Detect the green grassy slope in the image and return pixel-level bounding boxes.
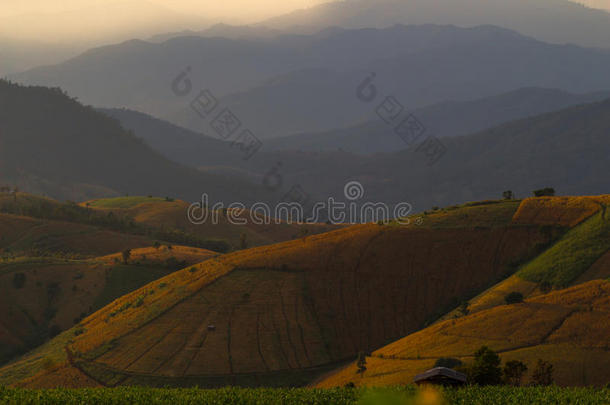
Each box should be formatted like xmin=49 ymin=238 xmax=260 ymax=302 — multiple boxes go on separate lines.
xmin=518 ymin=206 xmax=610 ymax=287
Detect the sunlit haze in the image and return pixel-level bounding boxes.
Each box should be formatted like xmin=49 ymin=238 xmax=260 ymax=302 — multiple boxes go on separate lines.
xmin=1 ymin=0 xmax=608 ymax=44
xmin=0 ymin=0 xmax=329 ymax=44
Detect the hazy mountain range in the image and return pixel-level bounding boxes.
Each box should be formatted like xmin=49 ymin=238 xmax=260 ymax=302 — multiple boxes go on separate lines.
xmin=102 ymin=93 xmax=610 ymax=213
xmin=249 ymin=97 xmax=610 ymax=211
xmin=12 ymin=24 xmax=610 ymax=140
xmin=261 ymin=0 xmax=610 ymax=48
xmin=0 ymin=81 xmax=263 ymax=204
xmin=265 ymin=88 xmax=610 ymax=153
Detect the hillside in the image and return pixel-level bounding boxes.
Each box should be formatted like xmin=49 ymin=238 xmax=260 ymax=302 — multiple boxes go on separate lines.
xmin=439 ymin=196 xmax=610 ymax=319
xmin=105 ymin=95 xmax=610 ymax=214
xmin=82 ymin=196 xmax=339 ymax=249
xmin=103 ymin=88 xmax=610 ymax=166
xmin=316 ymin=196 xmax=610 ymax=388
xmin=0 ymin=198 xmax=577 ymax=388
xmin=0 ymin=240 xmax=216 ymax=366
xmin=266 ymin=88 xmax=610 ymax=154
xmin=230 ymin=98 xmax=610 ymax=212
xmin=316 ymin=280 xmax=610 ymax=388
xmin=96 ymin=109 xmax=237 ymax=169
xmin=261 ymin=0 xmax=610 ymax=48
xmin=0 ymin=80 xmax=263 ymax=203
xmin=0 ymin=191 xmax=236 ymax=365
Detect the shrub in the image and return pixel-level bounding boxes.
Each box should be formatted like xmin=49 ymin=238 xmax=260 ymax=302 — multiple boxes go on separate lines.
xmin=434 ymin=357 xmax=463 ymax=369
xmin=533 ymin=188 xmax=555 ymax=197
xmin=458 ymin=301 xmax=470 ymax=316
xmin=505 ymin=291 xmax=524 ymax=304
xmin=470 ymin=346 xmax=502 ymax=385
xmin=504 ymin=360 xmax=528 ymax=386
xmin=539 ymin=281 xmax=552 ymax=294
xmin=356 ymin=352 xmax=367 ymax=377
xmin=121 ymin=248 xmax=131 ymax=264
xmin=531 ymin=359 xmax=553 ymax=386
xmin=110 ymin=301 xmax=132 ymax=317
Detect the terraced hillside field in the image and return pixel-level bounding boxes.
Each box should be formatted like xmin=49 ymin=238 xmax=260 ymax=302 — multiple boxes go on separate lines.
xmin=0 ymin=212 xmax=155 ymax=258
xmin=441 ymin=196 xmax=610 ymax=318
xmin=317 ymin=280 xmax=610 ymax=388
xmin=0 ymin=199 xmax=568 ymax=388
xmin=0 ymin=245 xmax=216 ymax=366
xmin=83 ymin=197 xmax=339 ymax=249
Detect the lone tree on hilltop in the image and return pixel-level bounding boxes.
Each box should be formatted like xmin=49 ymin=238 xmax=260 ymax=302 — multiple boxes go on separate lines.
xmin=356 ymin=351 xmax=367 ymax=377
xmin=471 ymin=346 xmax=502 ymax=385
xmin=503 ymin=360 xmax=528 ymax=386
xmin=458 ymin=301 xmax=470 ymax=316
xmin=533 ymin=188 xmax=555 ymax=197
xmin=531 ymin=359 xmax=553 ymax=386
xmin=121 ymin=248 xmax=131 ymax=264
xmin=503 ymin=190 xmax=514 ymax=200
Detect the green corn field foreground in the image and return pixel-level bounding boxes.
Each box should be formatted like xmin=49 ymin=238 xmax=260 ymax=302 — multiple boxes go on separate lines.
xmin=1 ymin=386 xmax=609 ymax=405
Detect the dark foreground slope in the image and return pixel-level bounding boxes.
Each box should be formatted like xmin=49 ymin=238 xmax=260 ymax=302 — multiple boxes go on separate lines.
xmin=0 ymin=80 xmax=262 ymax=203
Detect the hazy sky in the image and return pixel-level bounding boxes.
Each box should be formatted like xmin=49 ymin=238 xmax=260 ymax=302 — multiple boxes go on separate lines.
xmin=1 ymin=0 xmax=608 ymax=18
xmin=0 ymin=0 xmax=608 ymax=44
xmin=0 ymin=0 xmax=329 ymax=20
xmin=0 ymin=0 xmax=331 ymax=44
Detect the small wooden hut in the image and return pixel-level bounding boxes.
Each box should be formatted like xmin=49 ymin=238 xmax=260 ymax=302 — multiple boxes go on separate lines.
xmin=413 ymin=367 xmax=467 ymax=386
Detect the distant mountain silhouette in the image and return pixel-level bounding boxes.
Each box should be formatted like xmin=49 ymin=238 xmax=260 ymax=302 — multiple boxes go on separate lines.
xmin=261 ymin=0 xmax=610 ymax=48
xmin=265 ymin=88 xmax=610 ymax=153
xmin=98 ymin=108 xmax=245 ymax=169
xmin=209 ymin=25 xmax=610 ymax=138
xmin=13 ymin=24 xmax=610 ymax=139
xmin=102 ymin=95 xmax=610 ymax=213
xmin=268 ymin=98 xmax=610 ymax=210
xmin=0 ymin=80 xmax=263 ymax=204
xmin=148 ymin=23 xmax=284 ymax=43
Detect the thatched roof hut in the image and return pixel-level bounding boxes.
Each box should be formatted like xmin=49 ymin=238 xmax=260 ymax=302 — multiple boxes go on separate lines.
xmin=413 ymin=367 xmax=467 ymax=386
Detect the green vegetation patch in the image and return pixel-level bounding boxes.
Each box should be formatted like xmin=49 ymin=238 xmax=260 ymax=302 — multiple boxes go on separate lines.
xmin=87 ymin=197 xmax=166 ymax=209
xmin=518 ymin=208 xmax=610 ymax=287
xmin=0 ymin=386 xmax=608 ymax=405
xmin=0 ymin=329 xmax=78 ymax=386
